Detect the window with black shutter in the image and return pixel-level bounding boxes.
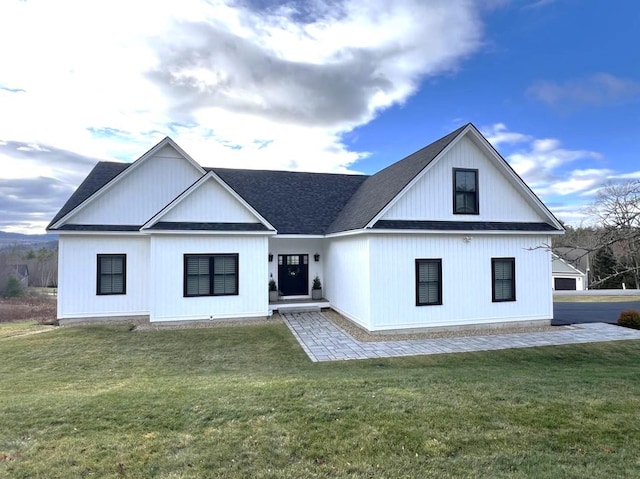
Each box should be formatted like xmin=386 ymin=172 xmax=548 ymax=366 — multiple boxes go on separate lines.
xmin=492 ymin=257 xmax=515 ymax=302
xmin=415 ymin=259 xmax=442 ymax=306
xmin=184 ymin=254 xmax=238 ymax=297
xmin=97 ymin=254 xmax=126 ymax=295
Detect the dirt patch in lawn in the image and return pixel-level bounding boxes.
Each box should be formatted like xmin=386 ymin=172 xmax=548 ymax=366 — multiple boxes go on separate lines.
xmin=323 ymin=309 xmax=564 ymax=342
xmin=0 ymin=296 xmax=57 ymax=324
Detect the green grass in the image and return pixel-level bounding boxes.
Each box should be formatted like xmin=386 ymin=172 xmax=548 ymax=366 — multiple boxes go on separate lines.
xmin=2 ymin=322 xmax=640 ymax=478
xmin=554 ymin=295 xmax=640 ymax=303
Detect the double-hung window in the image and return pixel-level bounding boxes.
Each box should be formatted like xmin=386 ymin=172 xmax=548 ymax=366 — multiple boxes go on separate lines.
xmin=415 ymin=259 xmax=442 ymax=306
xmin=453 ymin=168 xmax=479 ymax=214
xmin=492 ymin=258 xmax=515 ymax=302
xmin=184 ymin=254 xmax=238 ymax=297
xmin=97 ymin=254 xmax=126 ymax=295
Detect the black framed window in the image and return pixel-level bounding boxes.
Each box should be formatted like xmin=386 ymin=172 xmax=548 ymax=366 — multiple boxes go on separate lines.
xmin=416 ymin=259 xmax=442 ymax=306
xmin=453 ymin=168 xmax=479 ymax=214
xmin=97 ymin=254 xmax=126 ymax=295
xmin=492 ymin=258 xmax=515 ymax=302
xmin=184 ymin=254 xmax=238 ymax=297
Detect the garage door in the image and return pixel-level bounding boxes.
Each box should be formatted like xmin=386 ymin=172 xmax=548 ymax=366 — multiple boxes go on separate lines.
xmin=554 ymin=278 xmax=576 ymax=290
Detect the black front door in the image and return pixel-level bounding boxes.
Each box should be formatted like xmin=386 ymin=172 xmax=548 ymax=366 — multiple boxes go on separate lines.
xmin=278 ymin=254 xmax=309 ymax=296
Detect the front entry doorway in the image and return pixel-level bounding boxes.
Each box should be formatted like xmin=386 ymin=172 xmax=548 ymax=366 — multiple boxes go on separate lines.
xmin=278 ymin=254 xmax=309 ymax=296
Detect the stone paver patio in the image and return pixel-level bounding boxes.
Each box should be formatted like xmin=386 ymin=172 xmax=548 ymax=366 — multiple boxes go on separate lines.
xmin=282 ymin=311 xmax=640 ymax=362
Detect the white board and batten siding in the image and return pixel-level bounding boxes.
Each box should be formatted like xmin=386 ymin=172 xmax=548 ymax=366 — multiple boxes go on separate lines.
xmin=367 ymin=234 xmax=553 ymax=331
xmin=69 ymin=145 xmax=202 ymax=225
xmin=325 ymin=235 xmax=371 ymax=329
xmin=382 ymin=136 xmax=545 ymax=223
xmin=57 ymin=236 xmax=150 ymax=319
xmin=149 ymin=235 xmax=268 ymax=322
xmin=161 ymin=178 xmax=257 ymax=223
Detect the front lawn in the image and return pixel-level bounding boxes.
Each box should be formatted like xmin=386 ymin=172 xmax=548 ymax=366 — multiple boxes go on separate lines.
xmin=2 ymin=322 xmax=640 ymax=478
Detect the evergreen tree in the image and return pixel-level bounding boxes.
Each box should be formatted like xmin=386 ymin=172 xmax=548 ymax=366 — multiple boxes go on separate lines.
xmin=591 ymin=246 xmax=621 ymax=289
xmin=3 ymin=276 xmax=23 ymax=297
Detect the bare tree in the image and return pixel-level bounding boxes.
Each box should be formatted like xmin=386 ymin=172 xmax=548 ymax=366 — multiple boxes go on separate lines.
xmin=587 ymin=180 xmax=640 ymax=288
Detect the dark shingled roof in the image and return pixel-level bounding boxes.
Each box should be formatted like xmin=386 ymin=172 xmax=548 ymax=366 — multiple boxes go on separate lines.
xmin=211 ymin=168 xmax=367 ymax=235
xmin=48 ymin=124 xmax=560 ymax=235
xmin=48 ymin=161 xmax=130 ymax=228
xmin=372 ymin=220 xmax=558 ymax=232
xmin=148 ymin=222 xmax=271 ymax=231
xmin=326 ymin=124 xmax=467 ymax=234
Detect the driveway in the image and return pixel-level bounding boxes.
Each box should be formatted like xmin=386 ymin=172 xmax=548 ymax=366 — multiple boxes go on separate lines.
xmin=553 ymin=301 xmax=640 ymax=326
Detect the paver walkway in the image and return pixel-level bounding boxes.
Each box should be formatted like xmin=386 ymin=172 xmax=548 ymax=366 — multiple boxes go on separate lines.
xmin=282 ymin=311 xmax=640 ymax=362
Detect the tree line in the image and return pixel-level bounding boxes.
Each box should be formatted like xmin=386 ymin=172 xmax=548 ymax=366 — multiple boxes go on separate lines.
xmin=554 ymin=180 xmax=640 ymax=289
xmin=0 ymin=244 xmax=57 ymax=296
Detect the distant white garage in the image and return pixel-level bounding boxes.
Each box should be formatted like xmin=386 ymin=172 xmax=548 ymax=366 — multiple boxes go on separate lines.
xmin=552 ymin=253 xmax=587 ymax=290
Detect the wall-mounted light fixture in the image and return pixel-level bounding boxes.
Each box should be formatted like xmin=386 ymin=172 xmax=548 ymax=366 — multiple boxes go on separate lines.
xmin=314 ymin=253 xmax=320 ymax=262
xmin=268 ymin=254 xmax=274 ymax=262
xmin=462 ymin=236 xmax=472 ymax=244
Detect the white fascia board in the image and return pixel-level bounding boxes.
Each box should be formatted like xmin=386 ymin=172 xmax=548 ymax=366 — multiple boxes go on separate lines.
xmin=553 ymin=272 xmax=584 ymax=278
xmin=140 ymin=170 xmax=276 ymax=232
xmin=325 ymin=229 xmax=367 ymax=238
xmin=144 ymin=230 xmax=276 ymax=236
xmin=161 ymin=137 xmax=206 ymax=174
xmin=365 ymin=228 xmax=563 ymax=236
xmin=465 ymin=126 xmax=565 ymax=231
xmin=141 ymin=173 xmax=207 ymax=228
xmin=326 ymin=228 xmax=562 ymax=238
xmin=51 ymin=137 xmax=206 ymax=230
xmin=552 ymin=253 xmax=586 ymax=274
xmin=273 ymin=234 xmax=325 ymax=239
xmin=364 ymin=125 xmax=471 ymax=229
xmin=54 ymin=230 xmax=143 ymax=236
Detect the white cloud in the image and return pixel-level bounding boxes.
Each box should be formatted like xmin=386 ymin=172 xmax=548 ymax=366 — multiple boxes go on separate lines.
xmin=482 ymin=123 xmax=613 ymax=225
xmin=482 ymin=123 xmax=532 ymax=147
xmin=611 ymin=171 xmax=640 ymax=180
xmin=482 ymin=123 xmax=603 ymax=192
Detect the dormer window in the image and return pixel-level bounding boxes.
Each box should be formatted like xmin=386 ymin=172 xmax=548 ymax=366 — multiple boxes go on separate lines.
xmin=453 ymin=168 xmax=479 ymax=215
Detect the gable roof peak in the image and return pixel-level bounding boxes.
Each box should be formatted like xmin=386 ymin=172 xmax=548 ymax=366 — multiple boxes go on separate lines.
xmin=327 ymin=124 xmax=469 ymax=234
xmin=47 ymin=136 xmax=205 ymax=230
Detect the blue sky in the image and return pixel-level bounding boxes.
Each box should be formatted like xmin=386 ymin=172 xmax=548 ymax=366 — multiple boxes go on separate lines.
xmin=0 ymin=0 xmax=638 ymax=233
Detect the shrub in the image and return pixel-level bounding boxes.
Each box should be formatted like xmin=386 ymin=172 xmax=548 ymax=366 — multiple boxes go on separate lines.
xmin=312 ymin=275 xmax=322 ymax=290
xmin=3 ymin=276 xmax=24 ymax=298
xmin=618 ymin=310 xmax=640 ymax=330
xmin=268 ymin=279 xmax=277 ymax=292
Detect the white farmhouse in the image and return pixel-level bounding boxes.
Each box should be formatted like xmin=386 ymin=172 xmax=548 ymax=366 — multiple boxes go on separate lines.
xmin=48 ymin=123 xmax=564 ymax=331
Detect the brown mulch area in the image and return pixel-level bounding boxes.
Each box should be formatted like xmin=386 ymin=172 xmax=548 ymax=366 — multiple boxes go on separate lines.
xmin=322 ymin=309 xmax=566 ymax=342
xmin=0 ymin=296 xmax=57 ymax=324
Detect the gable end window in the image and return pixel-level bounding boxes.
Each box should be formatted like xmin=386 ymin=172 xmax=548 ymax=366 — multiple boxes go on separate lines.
xmin=453 ymin=168 xmax=479 ymax=215
xmin=492 ymin=258 xmax=515 ymax=302
xmin=184 ymin=254 xmax=239 ymax=297
xmin=97 ymin=254 xmax=126 ymax=295
xmin=415 ymin=259 xmax=442 ymax=306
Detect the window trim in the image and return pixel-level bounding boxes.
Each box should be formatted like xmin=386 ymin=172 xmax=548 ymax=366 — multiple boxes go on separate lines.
xmin=415 ymin=258 xmax=443 ymax=306
xmin=96 ymin=254 xmax=127 ymax=295
xmin=452 ymin=167 xmax=479 ymax=215
xmin=492 ymin=257 xmax=516 ymax=302
xmin=183 ymin=253 xmax=239 ymax=297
